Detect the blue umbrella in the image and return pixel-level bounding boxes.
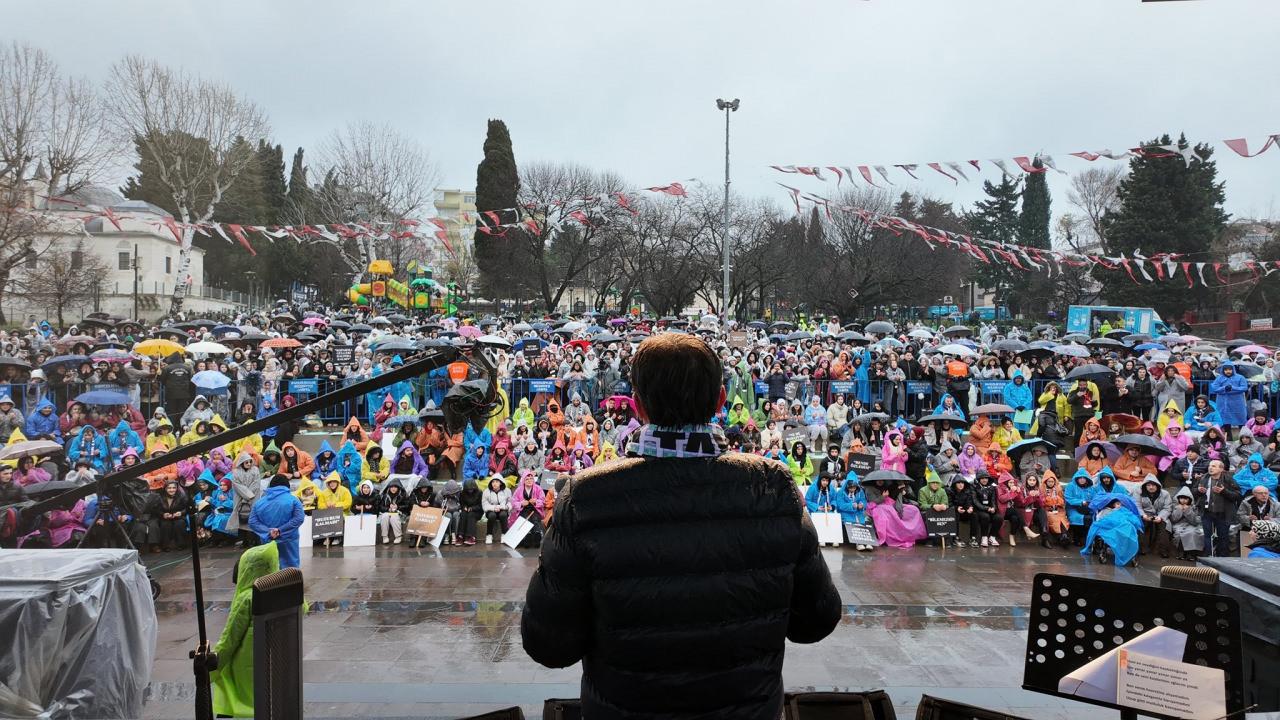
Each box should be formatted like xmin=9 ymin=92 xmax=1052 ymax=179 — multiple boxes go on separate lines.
xmin=212 ymin=324 xmax=241 ymax=337
xmin=75 ymin=389 xmax=131 ymax=406
xmin=513 ymin=338 xmax=549 ymax=352
xmin=584 ymin=325 xmax=606 ymax=335
xmin=382 ymin=416 xmax=419 ymax=428
xmin=1134 ymin=342 xmax=1166 ymax=351
xmin=42 ymin=355 xmax=88 ymax=372
xmin=746 ymin=320 xmax=767 ymax=329
xmin=954 ymin=338 xmax=979 ymax=349
xmin=530 ymin=322 xmax=550 ymax=331
xmin=768 ymin=334 xmax=788 ymax=343
xmin=192 ymin=370 xmax=231 ymax=391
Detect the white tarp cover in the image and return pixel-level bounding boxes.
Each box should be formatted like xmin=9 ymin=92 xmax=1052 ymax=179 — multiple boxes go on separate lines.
xmin=0 ymin=550 xmax=156 ymax=719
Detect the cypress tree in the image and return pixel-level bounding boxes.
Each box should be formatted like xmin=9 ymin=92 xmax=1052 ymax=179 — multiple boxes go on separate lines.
xmin=474 ymin=119 xmax=521 ymax=297
xmin=286 ymin=147 xmax=310 ymax=216
xmin=1098 ymin=134 xmax=1228 ymax=317
xmin=258 ymin=141 xmax=287 ymax=224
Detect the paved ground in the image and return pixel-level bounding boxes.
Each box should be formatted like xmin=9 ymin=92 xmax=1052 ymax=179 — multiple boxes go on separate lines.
xmin=140 ymin=541 xmax=1173 ymax=719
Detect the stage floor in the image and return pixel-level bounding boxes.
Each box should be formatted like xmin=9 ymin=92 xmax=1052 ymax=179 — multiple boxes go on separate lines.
xmin=141 ymin=542 xmax=1175 ymax=719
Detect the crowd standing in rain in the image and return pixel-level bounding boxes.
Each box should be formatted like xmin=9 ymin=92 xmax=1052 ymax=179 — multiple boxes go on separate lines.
xmin=2 ymin=307 xmax=1278 ymax=564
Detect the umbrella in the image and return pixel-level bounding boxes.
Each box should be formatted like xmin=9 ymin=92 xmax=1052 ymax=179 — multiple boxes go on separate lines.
xmin=349 ymin=324 xmax=373 ymax=334
xmin=512 ymin=338 xmax=549 ymax=352
xmin=261 ymin=337 xmax=302 ymax=349
xmin=457 ymin=325 xmax=483 ymax=339
xmin=872 ymin=338 xmax=904 ymax=350
xmin=189 ymin=319 xmax=217 ymax=328
xmin=1232 ymin=344 xmax=1272 ymax=356
xmin=1134 ymin=343 xmax=1167 ymax=351
xmin=301 ymin=317 xmax=327 ymax=327
xmin=942 ymin=324 xmax=972 ymax=337
xmin=836 ymin=331 xmax=867 ymax=343
xmin=917 ymin=413 xmax=970 ymax=428
xmin=512 ymin=322 xmax=533 ymax=332
xmin=1101 ymin=413 xmax=1143 ymax=431
xmin=860 ymin=469 xmax=912 ymax=485
xmin=864 ymin=320 xmax=895 ymax=335
xmin=41 ymin=355 xmax=89 ymax=372
xmin=561 ymin=321 xmax=586 ymax=332
xmin=476 ymin=334 xmax=512 ymax=349
xmin=856 ymin=412 xmax=891 ymax=423
xmin=768 ymin=334 xmax=788 ymax=343
xmin=1157 ymin=334 xmax=1186 ymax=345
xmin=592 ymin=333 xmax=624 ymax=345
xmin=292 ymin=331 xmax=324 ymax=343
xmin=1064 ymin=363 xmax=1115 ymax=382
xmin=418 ymin=407 xmax=445 ymax=424
xmin=0 ymin=357 xmax=30 ymax=371
xmin=1224 ymin=338 xmax=1251 ymax=349
xmin=192 ymin=370 xmax=231 ymax=391
xmin=18 ymin=480 xmax=84 ymax=498
xmin=786 ymin=331 xmax=814 ymax=341
xmin=1122 ymin=334 xmax=1151 ymax=344
xmin=746 ymin=320 xmax=767 ymax=329
xmin=369 ymin=317 xmax=393 ymax=327
xmin=211 ymin=324 xmax=241 ymax=337
xmin=133 ymin=339 xmax=186 ymax=358
xmin=416 ymin=338 xmax=449 ymax=349
xmin=608 ymin=318 xmax=629 ymax=326
xmin=1007 ymin=437 xmax=1058 ymax=465
xmin=991 ymin=339 xmax=1029 ymax=353
xmin=1032 ymin=323 xmax=1054 ymax=333
xmin=907 ymin=328 xmax=934 ymax=340
xmin=1074 ymin=441 xmax=1121 ymax=461
xmin=385 ymin=314 xmax=410 ymax=324
xmin=1060 ymin=333 xmax=1089 ymax=343
xmin=1053 ymin=344 xmax=1091 ymax=359
xmin=0 ymin=439 xmax=65 ymax=462
xmin=1111 ymin=433 xmax=1172 ymax=457
xmin=629 ymin=330 xmax=651 ymax=340
xmin=381 ymin=416 xmax=419 ymax=429
xmin=185 ymin=341 xmax=231 ymax=355
xmin=76 ymin=389 xmax=131 ymax=406
xmin=934 ymin=343 xmax=977 ymax=357
xmin=372 ymin=339 xmax=418 ymax=353
xmin=55 ymin=335 xmax=96 ymax=352
xmin=1233 ymin=362 xmax=1265 ymax=380
xmin=1104 ymin=329 xmax=1130 ymax=339
xmin=972 ymin=403 xmax=1015 ymax=416
xmin=768 ymin=321 xmax=796 ymax=331
xmin=1086 ymin=337 xmax=1126 ymax=349
xmin=234 ymin=329 xmax=270 ymax=343
xmin=89 ymin=348 xmax=131 ymax=364
xmin=327 ymin=320 xmax=351 ymax=330
xmin=1029 ymin=340 xmax=1057 ymax=349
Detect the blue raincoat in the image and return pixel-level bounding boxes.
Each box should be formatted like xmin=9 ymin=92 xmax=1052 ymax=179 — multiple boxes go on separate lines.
xmin=67 ymin=425 xmax=110 ymax=474
xmin=804 ymin=480 xmax=838 ymax=514
xmin=462 ymin=445 xmax=489 ymax=481
xmin=1064 ymin=469 xmax=1097 ymax=526
xmin=1209 ymin=361 xmax=1249 ymax=427
xmin=464 ymin=423 xmax=492 ymax=458
xmin=852 ymin=347 xmax=871 ymax=404
xmin=257 ymin=398 xmax=279 ymax=439
xmin=107 ymin=419 xmax=144 ymax=468
xmin=249 ymin=484 xmax=305 ymax=569
xmin=310 ymin=439 xmax=336 ymax=481
xmin=932 ymin=393 xmax=967 ymax=420
xmin=201 ymin=469 xmax=235 ymax=535
xmin=1232 ymin=452 xmax=1278 ymax=495
xmin=335 ymin=440 xmax=364 ymax=492
xmin=1182 ymin=398 xmax=1221 ymax=432
xmin=1082 ymin=492 xmax=1144 ymax=566
xmin=834 ymin=475 xmax=868 ymax=524
xmin=22 ymin=397 xmax=61 ymax=443
xmin=1001 ymin=377 xmax=1034 ymax=431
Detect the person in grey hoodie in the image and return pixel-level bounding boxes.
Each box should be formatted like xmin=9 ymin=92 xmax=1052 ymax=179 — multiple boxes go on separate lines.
xmin=1168 ymin=487 xmax=1204 ymax=560
xmin=481 ymin=476 xmax=512 ymax=544
xmin=1152 ymin=366 xmax=1192 ymax=415
xmin=1136 ymin=476 xmax=1172 ymax=558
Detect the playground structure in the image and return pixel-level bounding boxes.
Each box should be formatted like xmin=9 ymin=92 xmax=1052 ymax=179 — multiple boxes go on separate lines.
xmin=348 ymin=260 xmax=459 ymax=314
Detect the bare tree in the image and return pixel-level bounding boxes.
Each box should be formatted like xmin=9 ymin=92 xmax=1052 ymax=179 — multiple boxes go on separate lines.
xmin=440 ymin=243 xmax=479 ymax=299
xmin=307 ymin=121 xmax=440 ymax=276
xmin=1067 ymin=166 xmax=1124 ymax=246
xmin=104 ymin=55 xmax=269 ymax=314
xmin=12 ymin=237 xmax=110 ymax=328
xmin=1050 ymin=214 xmax=1101 ymax=310
xmin=0 ymin=42 xmax=115 ymax=322
xmin=517 ymin=162 xmax=630 ymax=311
xmin=612 ymin=192 xmax=718 ymax=316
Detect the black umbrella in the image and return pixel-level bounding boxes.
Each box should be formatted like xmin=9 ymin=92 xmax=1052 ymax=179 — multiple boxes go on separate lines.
xmin=1006 ymin=437 xmax=1058 ymax=465
xmin=860 ymin=469 xmax=912 ymax=485
xmin=917 ymin=413 xmax=970 ymax=428
xmin=769 ymin=321 xmax=796 ymax=331
xmin=768 ymin=333 xmax=788 ymax=343
xmin=18 ymin=480 xmax=85 ymax=498
xmin=864 ymin=320 xmax=895 ymax=334
xmin=1032 ymin=323 xmax=1054 ymax=333
xmin=943 ymin=324 xmax=972 ymax=337
xmin=836 ymin=330 xmax=867 ymax=343
xmin=855 ymin=412 xmax=891 ymax=422
xmin=373 ymin=339 xmax=419 ymax=353
xmin=1224 ymin=338 xmax=1252 ymax=349
xmin=592 ymin=333 xmax=624 ymax=345
xmin=0 ymin=356 xmax=31 ymax=371
xmin=369 ymin=317 xmax=393 ymax=327
xmin=1086 ymin=337 xmax=1125 ymax=349
xmin=1018 ymin=347 xmax=1055 ymax=359
xmin=842 ymin=322 xmax=865 ymax=331
xmin=1064 ymin=363 xmax=1116 ymax=382
xmin=1110 ymin=433 xmax=1172 ymax=457
xmin=416 ymin=338 xmax=449 ymax=349
xmin=991 ymin=339 xmax=1028 ymax=353
xmin=786 ymin=331 xmax=814 ymax=341
xmin=349 ymin=324 xmax=373 ymax=333
xmin=1104 ymin=329 xmax=1130 ymax=339
xmin=327 ymin=320 xmax=351 ymax=329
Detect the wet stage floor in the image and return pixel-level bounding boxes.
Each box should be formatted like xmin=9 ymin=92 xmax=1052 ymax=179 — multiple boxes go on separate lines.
xmin=141 ymin=542 xmax=1174 ymax=719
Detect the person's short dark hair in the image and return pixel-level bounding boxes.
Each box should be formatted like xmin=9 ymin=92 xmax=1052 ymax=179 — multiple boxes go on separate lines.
xmin=631 ymin=334 xmax=721 ymax=425
xmin=269 ymin=473 xmax=291 ymax=488
xmin=1186 ymin=443 xmax=1201 ymax=455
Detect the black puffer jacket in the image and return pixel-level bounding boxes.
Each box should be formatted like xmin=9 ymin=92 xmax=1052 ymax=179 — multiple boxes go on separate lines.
xmin=521 ymin=453 xmax=841 ymax=720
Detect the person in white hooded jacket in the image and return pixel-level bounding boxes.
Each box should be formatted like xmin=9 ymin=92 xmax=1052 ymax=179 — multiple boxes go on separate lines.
xmin=481 ymin=475 xmax=512 ymax=544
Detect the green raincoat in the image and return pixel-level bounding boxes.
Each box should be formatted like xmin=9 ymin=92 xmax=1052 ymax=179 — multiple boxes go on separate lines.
xmin=211 ymin=542 xmax=280 ymax=717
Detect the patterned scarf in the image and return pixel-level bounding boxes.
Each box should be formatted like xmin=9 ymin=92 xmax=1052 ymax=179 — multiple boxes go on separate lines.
xmin=625 ymin=424 xmax=728 ymax=459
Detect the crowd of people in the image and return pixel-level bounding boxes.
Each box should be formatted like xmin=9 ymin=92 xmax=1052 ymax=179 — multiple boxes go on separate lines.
xmin=1 ymin=307 xmax=1278 ymax=564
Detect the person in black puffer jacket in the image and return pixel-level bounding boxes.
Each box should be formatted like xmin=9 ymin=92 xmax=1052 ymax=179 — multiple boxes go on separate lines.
xmin=522 ymin=334 xmax=841 ymax=720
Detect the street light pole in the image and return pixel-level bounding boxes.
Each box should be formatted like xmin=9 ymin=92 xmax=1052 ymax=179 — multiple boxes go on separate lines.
xmin=716 ymin=98 xmax=739 ymax=329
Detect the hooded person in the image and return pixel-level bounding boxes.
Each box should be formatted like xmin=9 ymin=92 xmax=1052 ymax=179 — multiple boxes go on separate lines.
xmin=563 ymin=392 xmax=590 ymax=426
xmin=378 ymin=477 xmax=411 ymax=543
xmin=361 ymin=445 xmax=389 ymax=485
xmin=1002 ymin=374 xmax=1034 ymax=432
xmin=1229 ymin=428 xmax=1262 ymax=471
xmin=1064 ymin=469 xmax=1098 ymax=546
xmin=1209 ymin=360 xmax=1249 ymax=431
xmin=278 ymin=442 xmax=315 ymax=482
xmin=1082 ymin=492 xmax=1144 ymax=566
xmin=1168 ymin=486 xmax=1204 ymax=559
xmin=1136 ymin=475 xmax=1173 ymax=557
xmin=787 ymin=441 xmax=814 ymax=486
xmin=142 ymin=447 xmax=180 ymax=491
xmin=967 ymin=416 xmax=994 ymax=455
xmin=318 ymin=471 xmax=353 ymax=515
xmin=956 ymin=442 xmax=986 ymax=479
xmin=482 ymin=474 xmax=513 ymax=543
xmin=310 ymin=439 xmax=338 ymax=481
xmin=334 ymin=440 xmax=363 ymax=492
xmin=1041 ymin=471 xmax=1071 ymax=544
xmin=203 ymin=477 xmax=237 ymax=542
xmin=210 ymin=541 xmax=281 ymax=718
xmin=1244 ymin=406 xmax=1274 ymax=441
xmin=880 ymin=428 xmax=908 ymax=474
xmin=146 ymin=417 xmax=177 ymax=456
xmin=511 ymin=397 xmax=535 ymax=430
xmin=545 ymin=399 xmax=566 ymax=431
xmin=341 ymin=416 xmax=371 ymax=452
xmin=181 ymin=394 xmax=214 ymax=432
xmin=293 ymin=477 xmax=320 ymax=514
xmin=1158 ymin=421 xmax=1190 ymax=472
xmin=227 ymin=451 xmax=260 ymax=545
xmin=391 ymin=440 xmax=429 ymax=477
xmin=1112 ymin=444 xmax=1158 ymax=486
xmin=22 ymin=396 xmax=60 ymax=444
xmin=517 ymin=440 xmax=546 ymax=478
xmin=0 ymin=394 xmax=23 ymax=441
xmin=67 ymin=424 xmax=110 ymax=474
xmin=463 ymin=420 xmax=493 ymax=460
xmin=1183 ymin=395 xmax=1221 ymax=433
xmin=351 ymin=480 xmax=379 ymax=516
xmin=1080 ymin=417 xmax=1107 ymax=444
xmin=1233 ymin=452 xmax=1278 ymax=495
xmin=259 ymin=441 xmax=282 ymax=477
xmin=463 ymin=443 xmax=490 ymax=483
xmin=13 ymin=454 xmax=51 ymax=487
xmin=224 ymin=416 xmax=263 ymax=466
xmin=108 ymin=418 xmax=145 ymax=468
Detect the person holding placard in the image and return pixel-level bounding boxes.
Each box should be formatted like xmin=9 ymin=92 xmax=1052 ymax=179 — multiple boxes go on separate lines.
xmin=378 ymin=478 xmax=411 ymax=544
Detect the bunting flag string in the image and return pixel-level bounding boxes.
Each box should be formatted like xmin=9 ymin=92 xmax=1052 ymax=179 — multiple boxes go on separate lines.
xmin=770 ymin=132 xmax=1279 ymax=187
xmin=789 ymin=189 xmax=1262 ymax=289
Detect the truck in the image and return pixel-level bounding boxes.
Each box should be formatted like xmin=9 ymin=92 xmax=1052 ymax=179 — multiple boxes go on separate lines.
xmin=1066 ymin=305 xmax=1171 ymax=336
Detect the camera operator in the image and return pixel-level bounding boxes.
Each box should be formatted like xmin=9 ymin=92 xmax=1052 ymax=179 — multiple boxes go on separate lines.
xmin=83 ymin=470 xmax=159 ymax=550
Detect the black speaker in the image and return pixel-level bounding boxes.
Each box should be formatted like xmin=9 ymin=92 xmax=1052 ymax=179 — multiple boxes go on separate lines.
xmin=253 ymin=567 xmax=304 ymax=720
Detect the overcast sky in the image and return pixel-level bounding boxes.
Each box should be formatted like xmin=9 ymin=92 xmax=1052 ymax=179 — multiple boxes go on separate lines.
xmin=6 ymin=0 xmax=1279 ymax=224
